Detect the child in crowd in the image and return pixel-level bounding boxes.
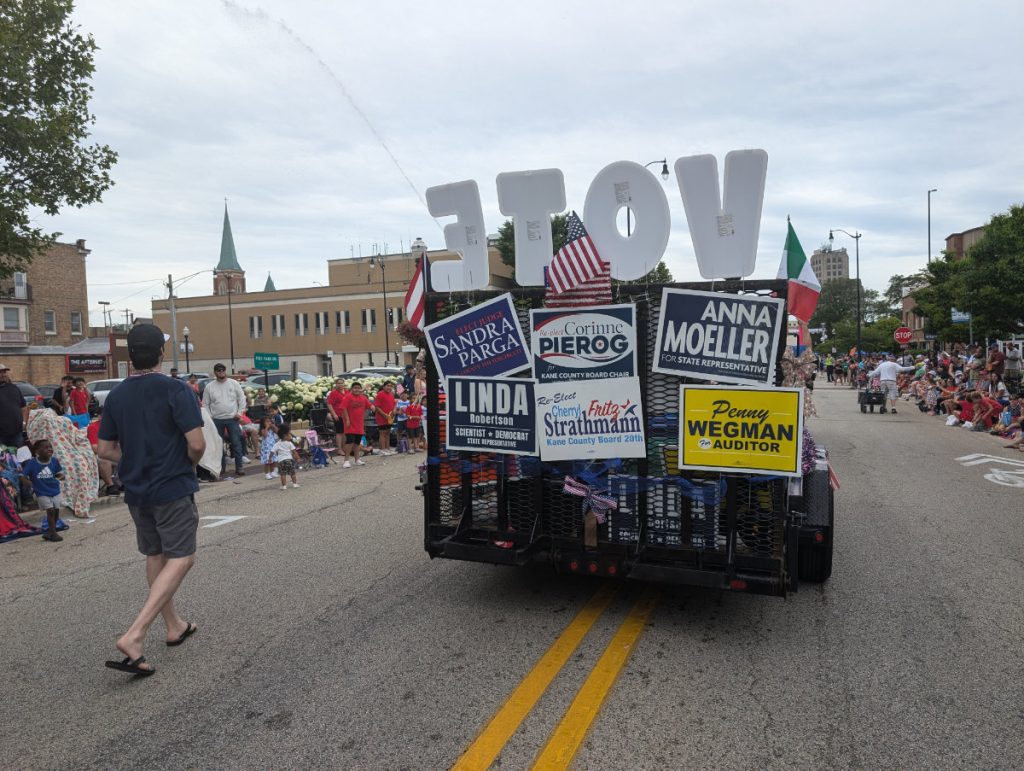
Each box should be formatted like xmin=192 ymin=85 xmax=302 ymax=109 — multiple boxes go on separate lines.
xmin=21 ymin=440 xmax=66 ymax=542
xmin=395 ymin=391 xmax=410 ymax=452
xmin=373 ymin=381 xmax=397 ymax=456
xmin=69 ymin=378 xmax=91 ymax=429
xmin=268 ymin=404 xmax=284 ymax=428
xmin=405 ymin=395 xmax=424 ymax=452
xmin=271 ymin=424 xmax=300 ymax=490
xmin=259 ymin=416 xmax=278 ymax=480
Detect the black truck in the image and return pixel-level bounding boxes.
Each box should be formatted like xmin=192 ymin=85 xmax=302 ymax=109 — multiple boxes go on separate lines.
xmin=421 ymin=279 xmax=834 ymax=597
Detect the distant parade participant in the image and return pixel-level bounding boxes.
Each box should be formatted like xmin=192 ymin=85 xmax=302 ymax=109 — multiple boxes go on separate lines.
xmin=339 ymin=381 xmax=372 ymax=468
xmin=825 ymin=354 xmax=835 ymax=382
xmin=867 ymin=355 xmax=915 ymax=415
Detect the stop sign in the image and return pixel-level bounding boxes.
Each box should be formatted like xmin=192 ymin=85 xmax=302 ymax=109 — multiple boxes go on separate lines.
xmin=893 ymin=327 xmax=913 ymax=345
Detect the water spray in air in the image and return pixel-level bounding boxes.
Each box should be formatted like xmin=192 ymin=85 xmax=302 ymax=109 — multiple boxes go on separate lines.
xmin=221 ymin=0 xmax=440 ymax=232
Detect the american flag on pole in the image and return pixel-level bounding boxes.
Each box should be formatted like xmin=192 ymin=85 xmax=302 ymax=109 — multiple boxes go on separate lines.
xmin=548 ymin=211 xmax=603 ymax=295
xmin=404 ymin=252 xmax=427 ymax=329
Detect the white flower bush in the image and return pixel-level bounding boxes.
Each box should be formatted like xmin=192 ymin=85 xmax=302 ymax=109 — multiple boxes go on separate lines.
xmin=242 ymin=374 xmax=400 ymax=421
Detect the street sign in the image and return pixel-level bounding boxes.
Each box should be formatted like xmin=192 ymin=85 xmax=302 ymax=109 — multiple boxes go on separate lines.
xmin=254 ymin=352 xmax=279 ymax=370
xmin=893 ymin=327 xmax=913 ymax=345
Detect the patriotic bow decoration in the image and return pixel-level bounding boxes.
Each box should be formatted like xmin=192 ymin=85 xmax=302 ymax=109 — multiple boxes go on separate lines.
xmin=562 ymin=476 xmax=618 ymax=524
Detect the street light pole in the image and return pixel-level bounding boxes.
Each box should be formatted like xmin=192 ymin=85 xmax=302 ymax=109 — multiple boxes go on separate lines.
xmin=626 ymin=160 xmax=671 ymax=236
xmin=226 ymin=286 xmax=235 ymax=372
xmin=183 ymin=326 xmax=191 ymax=373
xmin=370 ymin=255 xmax=390 ymax=365
xmin=829 ymin=229 xmax=862 ymax=359
xmin=927 ymin=188 xmax=937 ymax=263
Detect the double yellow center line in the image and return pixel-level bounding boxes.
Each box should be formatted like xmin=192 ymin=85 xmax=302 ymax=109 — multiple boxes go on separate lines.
xmin=452 ymin=584 xmax=658 ymax=771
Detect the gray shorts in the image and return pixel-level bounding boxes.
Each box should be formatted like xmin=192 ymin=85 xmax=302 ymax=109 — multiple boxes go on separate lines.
xmin=881 ymin=380 xmax=899 ymax=400
xmin=128 ymin=495 xmax=200 ymax=559
xmin=37 ymin=493 xmax=64 ymax=510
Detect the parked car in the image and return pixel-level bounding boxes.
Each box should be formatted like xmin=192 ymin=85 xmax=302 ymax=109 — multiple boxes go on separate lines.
xmin=347 ymin=366 xmax=404 ymax=378
xmin=34 ymin=383 xmax=101 ymax=416
xmin=243 ymin=371 xmax=318 ymax=389
xmin=14 ymin=382 xmax=45 ymax=405
xmin=85 ymin=378 xmax=125 ymax=408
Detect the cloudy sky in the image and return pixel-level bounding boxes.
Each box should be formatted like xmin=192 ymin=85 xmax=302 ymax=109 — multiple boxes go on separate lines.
xmin=47 ymin=0 xmax=1023 ymax=325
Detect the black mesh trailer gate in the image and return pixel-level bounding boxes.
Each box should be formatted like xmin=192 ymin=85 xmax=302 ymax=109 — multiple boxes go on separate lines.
xmin=422 ymin=280 xmax=830 ymax=597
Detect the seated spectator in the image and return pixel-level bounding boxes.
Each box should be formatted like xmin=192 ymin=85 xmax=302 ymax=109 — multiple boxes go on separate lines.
xmin=969 ymin=392 xmax=1003 ymax=431
xmin=980 ymin=372 xmax=1009 ymax=404
xmin=87 ymin=407 xmax=117 ymax=496
xmin=253 ymin=388 xmax=271 ymax=407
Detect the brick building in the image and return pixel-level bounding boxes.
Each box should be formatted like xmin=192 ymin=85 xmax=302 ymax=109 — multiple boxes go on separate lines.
xmin=944 ymin=225 xmax=986 ymax=260
xmin=151 ymin=207 xmax=514 ymax=375
xmin=0 ymin=239 xmax=113 ymax=383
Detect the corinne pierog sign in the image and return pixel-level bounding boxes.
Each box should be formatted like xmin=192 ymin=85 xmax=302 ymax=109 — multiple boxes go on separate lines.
xmin=529 ymin=304 xmax=637 ymax=383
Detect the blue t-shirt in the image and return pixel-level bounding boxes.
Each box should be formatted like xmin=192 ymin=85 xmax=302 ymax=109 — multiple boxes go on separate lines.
xmin=22 ymin=457 xmax=62 ymax=497
xmin=98 ymin=372 xmax=204 ymax=506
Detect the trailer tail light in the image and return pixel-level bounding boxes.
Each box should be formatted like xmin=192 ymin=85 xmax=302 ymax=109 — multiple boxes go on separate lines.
xmin=729 ymin=579 xmax=748 ymax=591
xmin=814 ymin=531 xmax=825 ymax=543
xmin=606 ymin=564 xmax=618 ymax=576
xmin=568 ymin=560 xmax=579 ymax=572
xmin=588 ymin=562 xmax=599 ymax=574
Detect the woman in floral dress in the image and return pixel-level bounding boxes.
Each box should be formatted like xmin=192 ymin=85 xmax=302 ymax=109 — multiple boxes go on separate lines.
xmin=26 ymin=406 xmax=99 ymax=519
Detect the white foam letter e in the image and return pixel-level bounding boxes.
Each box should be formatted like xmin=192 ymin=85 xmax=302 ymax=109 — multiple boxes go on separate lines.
xmin=675 ymin=149 xmax=768 ymax=279
xmin=495 ymin=169 xmax=565 ymax=287
xmin=425 ymin=180 xmax=489 ymax=291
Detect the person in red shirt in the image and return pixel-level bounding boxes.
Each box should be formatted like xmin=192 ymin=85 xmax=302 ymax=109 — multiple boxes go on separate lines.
xmin=325 ymin=379 xmax=347 ymax=431
xmin=971 ymin=392 xmax=1003 ymax=430
xmin=373 ymin=381 xmax=397 ymax=456
xmin=69 ymin=377 xmax=91 ymax=427
xmin=404 ymin=395 xmax=424 ymax=452
xmin=339 ymin=381 xmax=372 ymax=468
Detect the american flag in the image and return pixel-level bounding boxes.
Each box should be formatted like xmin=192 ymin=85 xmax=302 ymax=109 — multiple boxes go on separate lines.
xmin=548 ymin=211 xmax=603 ymax=295
xmin=403 ymin=252 xmax=427 ymax=329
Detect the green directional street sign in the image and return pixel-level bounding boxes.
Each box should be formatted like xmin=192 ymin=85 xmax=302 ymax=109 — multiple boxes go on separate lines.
xmin=254 ymin=352 xmax=279 ymax=370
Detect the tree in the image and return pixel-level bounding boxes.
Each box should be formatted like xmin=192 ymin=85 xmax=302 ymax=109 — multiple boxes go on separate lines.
xmin=0 ymin=0 xmax=117 ymax=275
xmin=954 ymin=204 xmax=1024 ymax=339
xmin=495 ymin=214 xmax=672 ymax=284
xmin=809 ymin=278 xmax=861 ymax=338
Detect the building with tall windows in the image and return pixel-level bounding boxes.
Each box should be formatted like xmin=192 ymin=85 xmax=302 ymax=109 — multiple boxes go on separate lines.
xmin=809 ymin=245 xmax=849 ymax=284
xmin=151 ymin=206 xmax=514 ymax=376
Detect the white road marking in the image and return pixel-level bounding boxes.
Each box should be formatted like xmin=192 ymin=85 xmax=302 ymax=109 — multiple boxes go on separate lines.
xmin=955 ymin=453 xmax=1024 ymax=487
xmin=200 ymin=515 xmax=248 ymax=528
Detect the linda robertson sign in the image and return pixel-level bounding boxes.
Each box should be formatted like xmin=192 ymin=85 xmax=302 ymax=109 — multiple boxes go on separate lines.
xmin=652 ymin=288 xmax=784 ymax=386
xmin=424 ymin=293 xmax=530 ymax=382
xmin=445 ymin=376 xmax=536 ymax=455
xmin=529 ymin=304 xmax=637 ymax=382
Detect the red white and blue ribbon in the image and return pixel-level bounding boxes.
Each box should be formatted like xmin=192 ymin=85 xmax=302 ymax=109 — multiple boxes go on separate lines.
xmin=563 ymin=476 xmax=617 ymax=524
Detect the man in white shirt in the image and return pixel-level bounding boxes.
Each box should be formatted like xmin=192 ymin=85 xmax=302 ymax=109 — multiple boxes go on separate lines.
xmin=1004 ymin=342 xmax=1021 ymax=396
xmin=867 ymin=354 xmax=916 ymax=414
xmin=203 ymin=363 xmax=248 ymax=477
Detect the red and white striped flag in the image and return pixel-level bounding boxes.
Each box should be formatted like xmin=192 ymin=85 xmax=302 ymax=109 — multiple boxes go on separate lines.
xmin=544 ymin=261 xmax=612 ymax=308
xmin=548 ymin=211 xmax=603 ymax=295
xmin=404 ymin=252 xmax=427 ymax=329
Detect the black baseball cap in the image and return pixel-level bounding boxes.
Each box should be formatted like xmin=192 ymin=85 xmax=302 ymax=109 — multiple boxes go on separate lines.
xmin=213 ymin=363 xmax=227 ymax=372
xmin=126 ymin=323 xmax=169 ymax=357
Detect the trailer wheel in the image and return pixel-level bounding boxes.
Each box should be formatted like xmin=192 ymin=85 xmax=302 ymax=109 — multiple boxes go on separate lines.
xmin=860 ymin=404 xmax=867 ymax=413
xmin=798 ymin=487 xmax=833 ymax=583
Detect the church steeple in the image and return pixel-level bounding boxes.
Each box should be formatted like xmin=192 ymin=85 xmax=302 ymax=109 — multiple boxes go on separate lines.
xmin=264 ymin=272 xmax=276 ymax=292
xmin=213 ymin=201 xmax=245 ymax=295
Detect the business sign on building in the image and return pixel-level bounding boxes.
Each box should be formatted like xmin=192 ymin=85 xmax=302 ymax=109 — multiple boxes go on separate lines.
xmin=529 ymin=304 xmax=637 ymax=383
xmin=65 ymin=355 xmax=107 ymax=374
xmin=445 ymin=376 xmax=536 ymax=455
xmin=951 ymin=308 xmax=972 ymax=324
xmin=678 ymin=385 xmax=804 ymax=476
xmin=424 ymin=293 xmax=530 ymax=382
xmin=535 ymin=377 xmax=646 ymax=461
xmin=652 ymin=288 xmax=784 ymax=386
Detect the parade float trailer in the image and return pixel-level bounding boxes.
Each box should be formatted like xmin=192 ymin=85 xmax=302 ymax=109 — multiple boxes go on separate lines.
xmin=418 ymin=153 xmax=835 ymax=596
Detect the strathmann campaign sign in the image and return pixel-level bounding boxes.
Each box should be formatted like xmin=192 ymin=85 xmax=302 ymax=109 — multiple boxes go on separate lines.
xmin=536 ymin=377 xmax=646 ymax=461
xmin=678 ymin=385 xmax=804 ymax=476
xmin=424 ymin=293 xmax=530 ymax=382
xmin=446 ymin=376 xmax=536 ymax=455
xmin=529 ymin=304 xmax=637 ymax=382
xmin=652 ymin=288 xmax=784 ymax=386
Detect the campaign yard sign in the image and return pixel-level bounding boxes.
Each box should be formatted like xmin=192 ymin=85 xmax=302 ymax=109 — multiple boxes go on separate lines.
xmin=536 ymin=377 xmax=646 ymax=461
xmin=652 ymin=288 xmax=784 ymax=386
xmin=529 ymin=304 xmax=637 ymax=383
xmin=678 ymin=385 xmax=804 ymax=476
xmin=424 ymin=293 xmax=530 ymax=382
xmin=446 ymin=376 xmax=536 ymax=455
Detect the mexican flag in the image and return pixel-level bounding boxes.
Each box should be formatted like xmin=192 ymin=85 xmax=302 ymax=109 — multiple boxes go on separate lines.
xmin=777 ymin=218 xmax=820 ymax=323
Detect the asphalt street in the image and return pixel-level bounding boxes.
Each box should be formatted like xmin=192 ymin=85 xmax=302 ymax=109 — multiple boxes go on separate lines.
xmin=1 ymin=384 xmax=1022 ymax=769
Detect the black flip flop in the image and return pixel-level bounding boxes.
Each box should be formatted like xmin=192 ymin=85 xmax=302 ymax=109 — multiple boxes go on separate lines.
xmin=105 ymin=656 xmax=156 ymax=676
xmin=166 ymin=622 xmax=197 ymax=647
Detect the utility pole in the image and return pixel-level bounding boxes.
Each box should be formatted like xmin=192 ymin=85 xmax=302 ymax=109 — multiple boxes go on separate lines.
xmin=123 ymin=308 xmax=132 ymax=329
xmin=167 ymin=274 xmax=180 ymax=370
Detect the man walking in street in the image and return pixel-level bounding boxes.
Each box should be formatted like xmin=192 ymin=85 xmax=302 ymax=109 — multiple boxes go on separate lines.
xmin=867 ymin=354 xmax=916 ymax=414
xmin=98 ymin=324 xmax=206 ymax=677
xmin=1004 ymin=342 xmax=1021 ymax=396
xmin=204 ymin=363 xmax=248 ymax=478
xmin=0 ymin=363 xmax=27 ymax=451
